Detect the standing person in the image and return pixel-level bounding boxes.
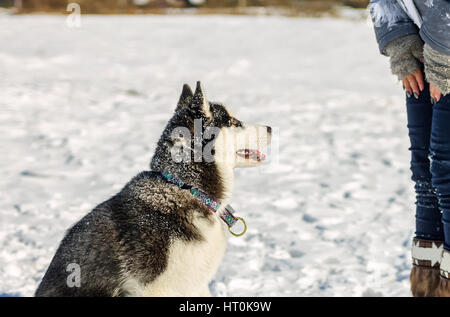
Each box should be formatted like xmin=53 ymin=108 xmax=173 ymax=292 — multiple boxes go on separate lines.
xmin=369 ymin=0 xmax=450 ymax=297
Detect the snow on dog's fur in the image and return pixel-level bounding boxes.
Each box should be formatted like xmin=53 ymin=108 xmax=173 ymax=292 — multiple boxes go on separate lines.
xmin=35 ymin=82 xmax=271 ymax=297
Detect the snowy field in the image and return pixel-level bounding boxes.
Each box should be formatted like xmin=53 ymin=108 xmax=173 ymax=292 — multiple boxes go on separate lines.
xmin=0 ymin=13 xmax=414 ymax=297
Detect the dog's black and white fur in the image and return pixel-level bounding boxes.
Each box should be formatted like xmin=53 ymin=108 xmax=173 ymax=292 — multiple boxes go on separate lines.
xmin=35 ymin=82 xmax=271 ymax=296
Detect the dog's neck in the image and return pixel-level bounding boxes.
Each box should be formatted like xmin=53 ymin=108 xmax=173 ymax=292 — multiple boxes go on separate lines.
xmin=214 ymin=161 xmax=234 ymax=203
xmin=159 ymin=170 xmax=246 ymax=236
xmin=158 ymin=162 xmax=234 ymax=203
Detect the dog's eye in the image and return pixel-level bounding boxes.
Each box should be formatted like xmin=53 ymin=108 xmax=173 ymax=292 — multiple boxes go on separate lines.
xmin=230 ymin=118 xmax=242 ymax=128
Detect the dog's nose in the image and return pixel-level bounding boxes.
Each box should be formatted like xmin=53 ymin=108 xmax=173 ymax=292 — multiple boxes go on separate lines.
xmin=266 ymin=126 xmax=272 ymax=134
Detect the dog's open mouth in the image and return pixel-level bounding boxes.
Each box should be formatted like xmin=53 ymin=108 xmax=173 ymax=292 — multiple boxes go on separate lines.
xmin=236 ymin=149 xmax=266 ymax=162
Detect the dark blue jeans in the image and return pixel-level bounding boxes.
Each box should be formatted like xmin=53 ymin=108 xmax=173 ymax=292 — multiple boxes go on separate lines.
xmin=407 ymin=81 xmax=450 ymax=249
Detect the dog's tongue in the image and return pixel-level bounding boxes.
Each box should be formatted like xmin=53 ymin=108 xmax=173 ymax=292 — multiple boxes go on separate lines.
xmin=236 ymin=149 xmax=266 ymax=161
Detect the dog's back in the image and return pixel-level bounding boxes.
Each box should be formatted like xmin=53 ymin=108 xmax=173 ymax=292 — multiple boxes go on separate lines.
xmin=35 ymin=171 xmax=216 ymax=297
xmin=35 ymin=202 xmax=121 ymax=296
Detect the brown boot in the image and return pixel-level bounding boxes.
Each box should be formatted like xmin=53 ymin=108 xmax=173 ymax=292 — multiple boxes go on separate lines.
xmin=436 ymin=250 xmax=450 ymax=297
xmin=410 ymin=238 xmax=443 ymax=297
xmin=410 ymin=265 xmax=441 ymax=297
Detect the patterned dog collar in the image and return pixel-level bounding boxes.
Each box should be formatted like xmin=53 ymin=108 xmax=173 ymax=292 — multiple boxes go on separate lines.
xmin=160 ymin=171 xmax=247 ymax=237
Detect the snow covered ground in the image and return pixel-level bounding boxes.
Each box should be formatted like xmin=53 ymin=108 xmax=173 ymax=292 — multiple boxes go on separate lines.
xmin=0 ymin=13 xmax=414 ymax=297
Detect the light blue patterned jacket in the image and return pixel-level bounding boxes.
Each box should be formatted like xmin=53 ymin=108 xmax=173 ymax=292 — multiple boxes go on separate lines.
xmin=369 ymin=0 xmax=450 ymax=56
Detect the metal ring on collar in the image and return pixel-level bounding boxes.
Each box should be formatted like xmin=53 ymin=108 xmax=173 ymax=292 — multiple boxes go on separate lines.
xmin=228 ymin=217 xmax=247 ymax=237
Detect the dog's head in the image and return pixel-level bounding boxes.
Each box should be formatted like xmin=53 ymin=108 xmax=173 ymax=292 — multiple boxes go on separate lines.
xmin=151 ymin=82 xmax=271 ymax=198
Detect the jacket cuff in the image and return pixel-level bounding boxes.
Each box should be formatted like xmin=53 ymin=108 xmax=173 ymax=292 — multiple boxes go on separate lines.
xmin=378 ymin=23 xmax=419 ymax=56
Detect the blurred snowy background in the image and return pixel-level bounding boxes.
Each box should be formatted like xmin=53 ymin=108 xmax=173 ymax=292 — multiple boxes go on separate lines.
xmin=0 ymin=6 xmax=415 ymax=297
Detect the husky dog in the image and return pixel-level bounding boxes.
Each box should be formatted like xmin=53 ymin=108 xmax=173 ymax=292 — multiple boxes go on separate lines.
xmin=35 ymin=82 xmax=271 ymax=297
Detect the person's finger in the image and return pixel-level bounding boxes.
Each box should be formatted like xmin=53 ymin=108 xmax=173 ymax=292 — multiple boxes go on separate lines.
xmin=430 ymin=83 xmax=435 ymax=100
xmin=431 ymin=84 xmax=442 ymax=103
xmin=413 ymin=69 xmax=425 ymax=91
xmin=407 ymin=75 xmax=420 ymax=98
xmin=403 ymin=78 xmax=412 ymax=97
xmin=435 ymin=92 xmax=442 ymax=102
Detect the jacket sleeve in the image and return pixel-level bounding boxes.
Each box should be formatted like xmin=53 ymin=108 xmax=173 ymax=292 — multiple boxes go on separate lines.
xmin=369 ymin=0 xmax=419 ymax=56
xmin=419 ymin=0 xmax=450 ymax=57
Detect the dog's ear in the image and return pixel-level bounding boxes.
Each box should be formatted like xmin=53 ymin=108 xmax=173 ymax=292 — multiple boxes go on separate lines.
xmin=191 ymin=81 xmax=211 ymax=117
xmin=175 ymin=84 xmax=193 ymax=113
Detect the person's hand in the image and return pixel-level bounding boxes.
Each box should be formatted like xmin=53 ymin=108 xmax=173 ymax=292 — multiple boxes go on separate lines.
xmin=430 ymin=82 xmax=442 ymax=104
xmin=402 ymin=69 xmax=425 ymax=99
xmin=386 ymin=34 xmax=424 ymax=96
xmin=424 ymin=44 xmax=449 ymax=104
